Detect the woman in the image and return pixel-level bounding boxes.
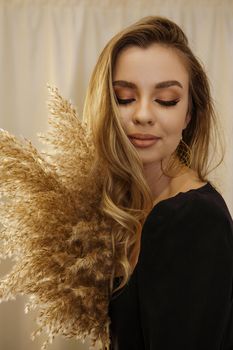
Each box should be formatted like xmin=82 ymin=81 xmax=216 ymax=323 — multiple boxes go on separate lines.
xmin=83 ymin=16 xmax=233 ymax=349
xmin=0 ymin=15 xmax=232 ymax=350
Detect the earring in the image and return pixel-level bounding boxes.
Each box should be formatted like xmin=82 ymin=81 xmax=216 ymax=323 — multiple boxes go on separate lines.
xmin=176 ymin=137 xmax=192 ymax=167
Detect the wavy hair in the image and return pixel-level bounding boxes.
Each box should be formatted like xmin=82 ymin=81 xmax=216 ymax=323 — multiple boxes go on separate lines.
xmin=83 ymin=16 xmax=224 ymax=293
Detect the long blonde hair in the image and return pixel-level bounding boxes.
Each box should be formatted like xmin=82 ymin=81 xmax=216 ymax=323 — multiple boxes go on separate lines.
xmin=83 ymin=16 xmax=224 ymax=293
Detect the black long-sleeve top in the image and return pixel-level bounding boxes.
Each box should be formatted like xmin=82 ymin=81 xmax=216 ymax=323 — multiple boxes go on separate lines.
xmin=109 ymin=182 xmax=233 ymax=350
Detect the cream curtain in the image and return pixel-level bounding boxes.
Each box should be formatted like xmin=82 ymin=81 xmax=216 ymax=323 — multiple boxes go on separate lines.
xmin=0 ymin=0 xmax=232 ymax=349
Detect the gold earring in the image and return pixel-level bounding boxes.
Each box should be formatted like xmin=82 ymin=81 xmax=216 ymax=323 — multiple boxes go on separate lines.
xmin=176 ymin=137 xmax=192 ymax=167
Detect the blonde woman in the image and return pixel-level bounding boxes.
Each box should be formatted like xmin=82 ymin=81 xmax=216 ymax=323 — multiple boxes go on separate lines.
xmin=83 ymin=16 xmax=233 ymax=349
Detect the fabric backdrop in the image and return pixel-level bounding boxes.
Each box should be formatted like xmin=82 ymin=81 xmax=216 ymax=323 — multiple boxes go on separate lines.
xmin=0 ymin=0 xmax=232 ymax=349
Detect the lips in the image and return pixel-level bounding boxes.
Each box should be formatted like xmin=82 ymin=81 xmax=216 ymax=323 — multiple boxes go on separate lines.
xmin=128 ymin=134 xmax=160 ymax=148
xmin=128 ymin=133 xmax=159 ymax=140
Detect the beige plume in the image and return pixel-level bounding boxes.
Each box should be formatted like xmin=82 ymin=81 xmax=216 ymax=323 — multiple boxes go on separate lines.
xmin=0 ymin=85 xmax=113 ymax=350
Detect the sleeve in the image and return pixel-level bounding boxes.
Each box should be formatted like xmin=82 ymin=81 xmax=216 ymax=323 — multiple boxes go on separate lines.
xmin=136 ymin=195 xmax=233 ymax=350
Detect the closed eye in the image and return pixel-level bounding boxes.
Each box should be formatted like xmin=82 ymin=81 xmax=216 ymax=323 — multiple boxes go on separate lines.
xmin=116 ymin=98 xmax=135 ymax=105
xmin=156 ymin=99 xmax=180 ymax=107
xmin=116 ymin=98 xmax=180 ymax=107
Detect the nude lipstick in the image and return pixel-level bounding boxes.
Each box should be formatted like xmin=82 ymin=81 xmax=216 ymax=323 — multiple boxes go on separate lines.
xmin=128 ymin=133 xmax=160 ymax=148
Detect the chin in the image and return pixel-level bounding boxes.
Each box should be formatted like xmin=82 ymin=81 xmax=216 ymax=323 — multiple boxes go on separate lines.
xmin=138 ymin=151 xmax=171 ymax=168
xmin=140 ymin=155 xmax=162 ymax=166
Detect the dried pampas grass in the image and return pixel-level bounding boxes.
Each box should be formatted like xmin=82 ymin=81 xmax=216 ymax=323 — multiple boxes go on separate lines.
xmin=0 ymin=85 xmax=113 ymax=350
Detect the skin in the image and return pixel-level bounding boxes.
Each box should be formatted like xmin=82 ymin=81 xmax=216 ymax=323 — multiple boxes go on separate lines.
xmin=113 ymin=44 xmax=207 ymax=271
xmin=113 ymin=43 xmax=206 ymax=205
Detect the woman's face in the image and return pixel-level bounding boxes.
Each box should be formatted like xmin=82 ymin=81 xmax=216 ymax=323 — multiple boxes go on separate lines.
xmin=113 ymin=43 xmax=191 ymax=166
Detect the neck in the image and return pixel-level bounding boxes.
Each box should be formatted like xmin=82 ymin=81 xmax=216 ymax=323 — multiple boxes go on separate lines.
xmin=142 ymin=158 xmax=189 ymax=205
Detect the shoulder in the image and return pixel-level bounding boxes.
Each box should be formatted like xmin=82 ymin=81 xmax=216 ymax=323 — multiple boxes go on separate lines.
xmin=176 ymin=182 xmax=233 ymax=228
xmin=141 ymin=183 xmax=233 ymax=272
xmin=148 ymin=182 xmax=232 ymax=219
xmin=152 ymin=182 xmax=232 ymax=224
xmin=178 ymin=183 xmax=233 ymax=251
xmin=145 ymin=182 xmax=233 ymax=250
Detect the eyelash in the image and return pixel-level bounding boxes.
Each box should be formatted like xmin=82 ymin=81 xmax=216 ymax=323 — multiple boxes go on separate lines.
xmin=116 ymin=98 xmax=179 ymax=107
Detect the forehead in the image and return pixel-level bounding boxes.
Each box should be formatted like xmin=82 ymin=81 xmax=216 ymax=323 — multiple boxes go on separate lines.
xmin=113 ymin=44 xmax=189 ymax=89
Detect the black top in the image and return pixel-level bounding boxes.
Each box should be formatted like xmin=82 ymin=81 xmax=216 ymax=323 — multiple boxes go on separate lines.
xmin=109 ymin=182 xmax=233 ymax=350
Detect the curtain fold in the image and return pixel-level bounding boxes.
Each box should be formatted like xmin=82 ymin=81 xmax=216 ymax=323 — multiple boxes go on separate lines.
xmin=0 ymin=1 xmax=232 ymax=349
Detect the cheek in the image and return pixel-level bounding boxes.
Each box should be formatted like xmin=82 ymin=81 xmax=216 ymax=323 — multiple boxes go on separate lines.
xmin=160 ymin=117 xmax=183 ymax=136
xmin=118 ymin=108 xmax=132 ymax=127
xmin=160 ymin=106 xmax=188 ymax=136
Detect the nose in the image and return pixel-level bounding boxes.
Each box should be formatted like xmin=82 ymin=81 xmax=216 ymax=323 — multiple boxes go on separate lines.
xmin=133 ymin=99 xmax=154 ymax=125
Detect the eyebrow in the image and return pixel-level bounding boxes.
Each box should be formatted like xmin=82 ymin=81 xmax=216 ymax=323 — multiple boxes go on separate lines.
xmin=113 ymin=80 xmax=183 ymax=89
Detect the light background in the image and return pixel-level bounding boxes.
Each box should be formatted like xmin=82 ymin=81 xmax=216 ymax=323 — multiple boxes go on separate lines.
xmin=0 ymin=0 xmax=232 ymax=349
